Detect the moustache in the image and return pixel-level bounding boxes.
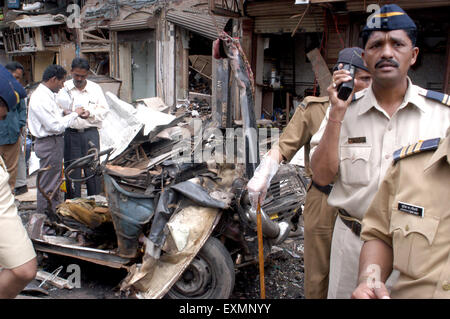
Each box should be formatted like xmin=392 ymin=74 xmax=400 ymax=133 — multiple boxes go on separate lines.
xmin=375 ymin=59 xmax=400 ymax=69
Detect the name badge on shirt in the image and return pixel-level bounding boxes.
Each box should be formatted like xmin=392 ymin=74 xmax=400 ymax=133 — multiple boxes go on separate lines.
xmin=398 ymin=201 xmax=424 ymax=218
xmin=348 ymin=137 xmax=366 ymax=144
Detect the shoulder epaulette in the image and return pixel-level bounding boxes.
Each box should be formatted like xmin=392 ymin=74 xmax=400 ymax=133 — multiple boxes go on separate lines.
xmin=351 ymin=89 xmax=366 ymax=102
xmin=300 ymin=95 xmax=329 ymax=108
xmin=417 ymin=89 xmax=450 ymax=107
xmin=393 ymin=138 xmax=441 ymax=163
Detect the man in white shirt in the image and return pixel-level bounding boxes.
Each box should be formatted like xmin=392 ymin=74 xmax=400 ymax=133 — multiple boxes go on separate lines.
xmin=56 ymin=58 xmax=109 ymax=199
xmin=28 ymin=64 xmax=85 ymax=216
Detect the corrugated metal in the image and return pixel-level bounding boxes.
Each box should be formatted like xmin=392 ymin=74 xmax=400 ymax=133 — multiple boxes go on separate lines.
xmin=246 ymin=0 xmax=450 ymax=15
xmin=255 ymin=9 xmax=324 ymax=33
xmin=254 ymin=13 xmax=324 ymax=33
xmin=166 ymin=11 xmax=229 ymax=40
xmin=246 ymin=0 xmax=324 ymax=33
xmin=345 ymin=0 xmax=450 ymax=11
xmin=246 ymin=0 xmax=306 ymax=17
xmin=9 ymin=14 xmax=66 ymax=28
xmin=109 ymin=17 xmax=155 ymax=31
xmin=246 ymin=0 xmax=449 ymax=34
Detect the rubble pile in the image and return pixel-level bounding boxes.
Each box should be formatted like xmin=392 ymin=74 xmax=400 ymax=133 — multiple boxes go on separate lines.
xmin=175 ymin=97 xmax=211 ymax=119
xmin=189 ymin=71 xmax=211 ymax=95
xmin=17 ymin=27 xmax=311 ymax=299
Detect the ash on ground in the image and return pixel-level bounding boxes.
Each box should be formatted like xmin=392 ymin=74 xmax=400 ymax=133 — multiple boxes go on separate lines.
xmin=231 ymin=235 xmax=305 ymax=299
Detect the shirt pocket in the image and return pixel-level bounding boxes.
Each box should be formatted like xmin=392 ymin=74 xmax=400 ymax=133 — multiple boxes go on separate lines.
xmin=339 ymin=144 xmax=372 ymax=186
xmin=389 ymin=210 xmax=440 ymax=278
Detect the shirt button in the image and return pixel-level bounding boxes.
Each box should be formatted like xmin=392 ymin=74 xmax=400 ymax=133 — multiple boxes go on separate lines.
xmin=443 ymin=282 xmax=450 ymax=291
xmin=405 ymin=225 xmax=410 ymax=231
xmin=388 ymin=125 xmax=393 ymax=131
xmin=385 ymin=154 xmax=390 ymax=160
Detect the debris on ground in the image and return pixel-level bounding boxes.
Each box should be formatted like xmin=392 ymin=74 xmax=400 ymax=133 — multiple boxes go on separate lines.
xmin=15 ymin=31 xmax=311 ymax=299
xmin=36 ymin=267 xmax=75 ymax=290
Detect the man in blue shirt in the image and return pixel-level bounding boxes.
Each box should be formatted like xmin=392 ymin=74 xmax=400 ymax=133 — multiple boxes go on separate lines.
xmin=0 ymin=62 xmax=27 ymax=191
xmin=5 ymin=62 xmax=29 ymax=196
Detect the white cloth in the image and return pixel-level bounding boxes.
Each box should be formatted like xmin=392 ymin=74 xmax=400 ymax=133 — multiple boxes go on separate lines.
xmin=28 ymin=84 xmax=78 ymax=139
xmin=310 ymin=79 xmax=450 ymax=299
xmin=56 ymin=79 xmax=109 ymax=130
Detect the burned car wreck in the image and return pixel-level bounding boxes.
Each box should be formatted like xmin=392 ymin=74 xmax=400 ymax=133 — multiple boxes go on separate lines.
xmin=26 ymin=34 xmax=309 ymax=299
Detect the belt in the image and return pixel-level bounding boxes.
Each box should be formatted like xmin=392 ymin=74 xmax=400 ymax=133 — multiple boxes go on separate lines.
xmin=311 ymin=180 xmax=333 ymax=195
xmin=68 ymin=127 xmax=97 ymax=133
xmin=37 ymin=133 xmax=63 ymax=140
xmin=338 ymin=209 xmax=362 ymax=237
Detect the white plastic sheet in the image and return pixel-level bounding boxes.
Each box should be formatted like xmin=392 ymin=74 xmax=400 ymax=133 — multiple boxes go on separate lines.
xmin=99 ymin=92 xmax=176 ymax=160
xmin=99 ymin=92 xmax=143 ymax=160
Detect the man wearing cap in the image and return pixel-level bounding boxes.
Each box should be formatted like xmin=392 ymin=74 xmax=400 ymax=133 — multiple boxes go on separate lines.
xmin=247 ymin=48 xmax=371 ymax=299
xmin=0 ymin=62 xmax=27 ymax=191
xmin=310 ymin=4 xmax=450 ymax=298
xmin=28 ymin=65 xmax=86 ymax=217
xmin=352 ymin=126 xmax=450 ymax=299
xmin=4 ymin=62 xmax=29 ymax=196
xmin=56 ymin=57 xmax=109 ymax=200
xmin=0 ymin=64 xmax=37 ymax=298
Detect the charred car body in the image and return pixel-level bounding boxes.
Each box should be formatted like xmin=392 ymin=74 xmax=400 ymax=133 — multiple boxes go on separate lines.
xmin=26 ymin=32 xmax=309 ymax=299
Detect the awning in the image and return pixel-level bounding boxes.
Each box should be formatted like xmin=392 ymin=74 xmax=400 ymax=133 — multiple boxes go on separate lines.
xmin=166 ymin=10 xmax=229 ymax=40
xmin=109 ymin=16 xmax=156 ymax=31
xmin=8 ymin=14 xmax=66 ymax=28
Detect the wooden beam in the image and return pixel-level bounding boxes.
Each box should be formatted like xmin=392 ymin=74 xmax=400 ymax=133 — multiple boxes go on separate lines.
xmin=118 ymin=42 xmax=132 ymax=102
xmin=36 ymin=270 xmax=75 ymax=290
xmin=291 ymin=3 xmax=310 ymax=37
xmin=83 ymin=32 xmax=108 ymax=41
xmin=33 ymin=28 xmax=45 ymax=51
xmin=306 ymin=48 xmax=332 ymax=97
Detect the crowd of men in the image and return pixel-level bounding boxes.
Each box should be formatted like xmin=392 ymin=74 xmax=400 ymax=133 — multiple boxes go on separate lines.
xmin=0 ymin=57 xmax=108 ymax=298
xmin=0 ymin=4 xmax=449 ymax=299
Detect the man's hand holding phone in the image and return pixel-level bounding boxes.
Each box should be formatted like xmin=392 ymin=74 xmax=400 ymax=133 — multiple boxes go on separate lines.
xmin=327 ymin=63 xmax=355 ymax=123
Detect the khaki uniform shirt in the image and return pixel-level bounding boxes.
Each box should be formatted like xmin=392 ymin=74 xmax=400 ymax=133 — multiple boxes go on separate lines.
xmin=361 ymin=130 xmax=450 ymax=299
xmin=310 ymin=79 xmax=450 ymax=298
xmin=278 ymin=96 xmax=329 ymax=176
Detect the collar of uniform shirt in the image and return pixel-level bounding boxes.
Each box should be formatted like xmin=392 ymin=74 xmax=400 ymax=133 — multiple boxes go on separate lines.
xmin=357 ymin=77 xmax=426 ymax=117
xmin=424 ymin=132 xmax=450 ymax=170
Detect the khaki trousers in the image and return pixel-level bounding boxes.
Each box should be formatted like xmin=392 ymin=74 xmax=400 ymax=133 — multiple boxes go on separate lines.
xmin=0 ymin=137 xmax=21 ymax=190
xmin=302 ymin=184 xmax=337 ymax=299
xmin=0 ymin=157 xmax=36 ymax=269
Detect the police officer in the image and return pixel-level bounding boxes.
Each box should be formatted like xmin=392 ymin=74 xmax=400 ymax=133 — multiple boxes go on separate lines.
xmin=310 ymin=4 xmax=450 ymax=298
xmin=0 ymin=65 xmax=37 ymax=298
xmin=353 ymin=126 xmax=450 ymax=299
xmin=247 ymin=48 xmax=371 ymax=299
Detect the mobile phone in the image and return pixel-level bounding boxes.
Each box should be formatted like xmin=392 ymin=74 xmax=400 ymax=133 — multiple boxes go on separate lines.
xmin=337 ymin=63 xmax=355 ymax=100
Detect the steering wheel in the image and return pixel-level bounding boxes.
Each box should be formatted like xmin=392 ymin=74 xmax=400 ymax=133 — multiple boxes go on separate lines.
xmin=65 ymin=147 xmax=113 ymax=183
